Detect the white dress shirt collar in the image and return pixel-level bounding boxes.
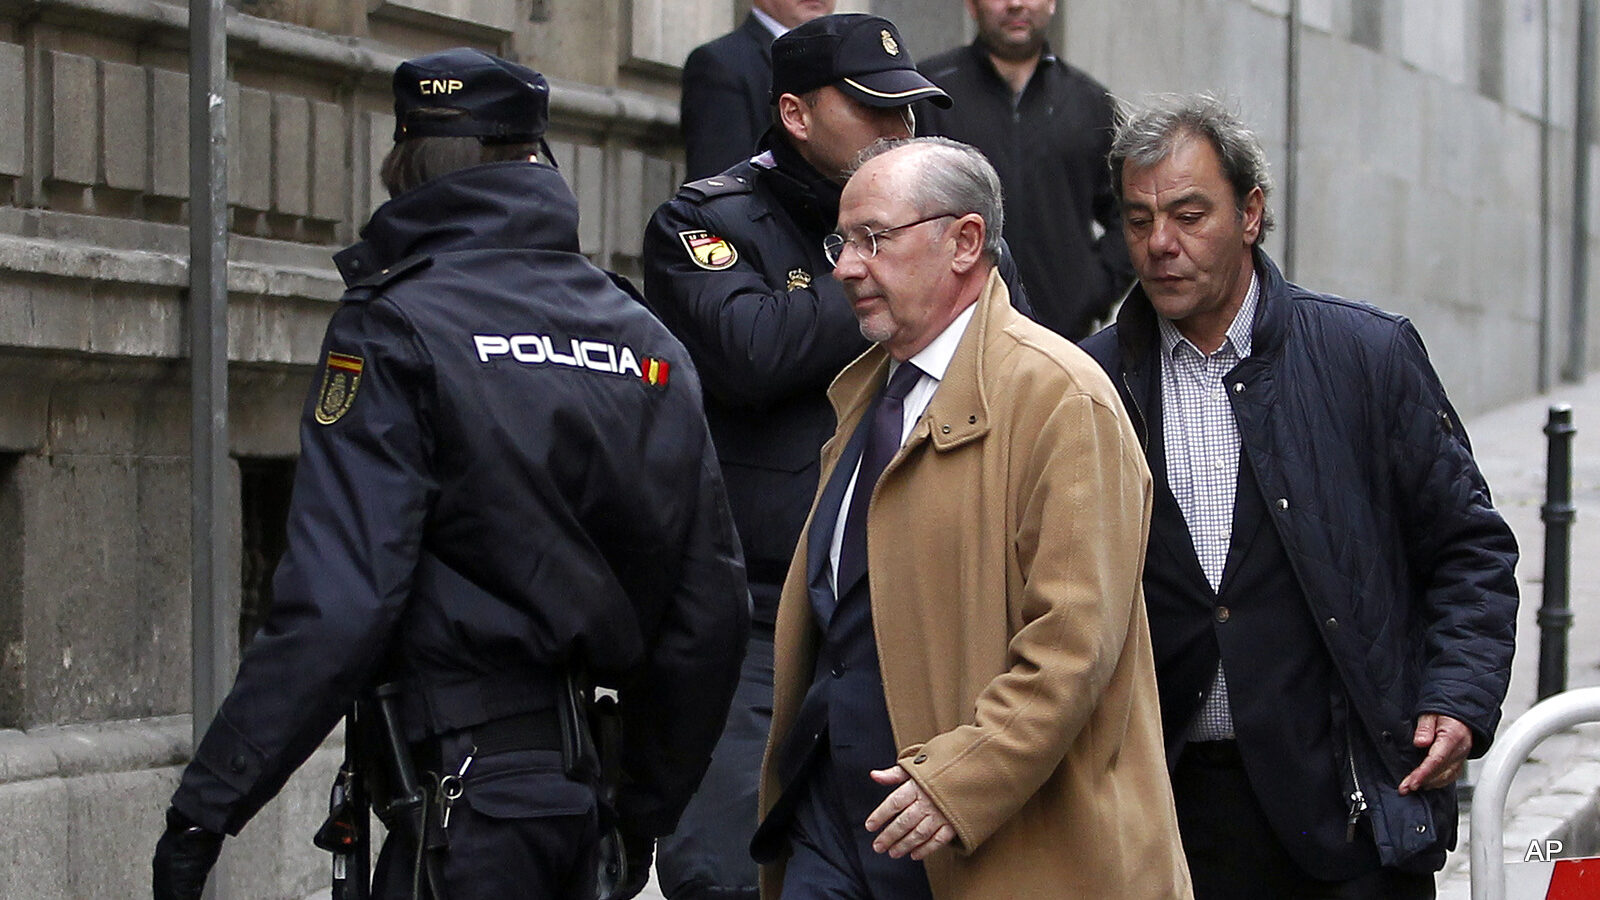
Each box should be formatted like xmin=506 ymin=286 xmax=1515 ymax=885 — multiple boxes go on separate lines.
xmin=750 ymin=7 xmax=788 ymax=39
xmin=900 ymin=301 xmax=977 ymax=387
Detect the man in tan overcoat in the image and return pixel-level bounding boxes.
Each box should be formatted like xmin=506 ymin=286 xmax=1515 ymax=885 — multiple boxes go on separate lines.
xmin=750 ymin=136 xmax=1192 ymax=899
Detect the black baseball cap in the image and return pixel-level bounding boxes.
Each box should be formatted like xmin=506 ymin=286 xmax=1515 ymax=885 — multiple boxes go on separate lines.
xmin=392 ymin=48 xmax=549 ymax=143
xmin=770 ymin=14 xmax=951 ymax=109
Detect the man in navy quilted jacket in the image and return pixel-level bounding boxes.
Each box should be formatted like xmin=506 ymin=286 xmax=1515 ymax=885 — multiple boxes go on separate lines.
xmin=1081 ymin=93 xmax=1518 ymax=900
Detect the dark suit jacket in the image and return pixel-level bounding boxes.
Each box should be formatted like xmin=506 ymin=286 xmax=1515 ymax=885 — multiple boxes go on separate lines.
xmin=751 ymin=412 xmax=898 ymax=863
xmin=1135 ymin=384 xmax=1368 ymax=879
xmin=681 ymin=14 xmax=774 ymax=181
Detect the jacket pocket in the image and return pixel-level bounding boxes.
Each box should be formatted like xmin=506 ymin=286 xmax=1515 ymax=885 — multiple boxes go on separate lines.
xmin=1340 ymin=712 xmax=1450 ymax=873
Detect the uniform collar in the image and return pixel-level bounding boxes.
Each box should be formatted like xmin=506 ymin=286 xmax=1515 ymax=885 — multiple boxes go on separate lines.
xmin=353 ymin=161 xmax=581 ymax=274
xmin=759 ymin=132 xmax=843 ymax=236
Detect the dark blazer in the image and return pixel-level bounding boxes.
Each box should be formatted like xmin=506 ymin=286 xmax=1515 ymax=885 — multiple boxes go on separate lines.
xmin=751 ymin=414 xmax=897 ymax=862
xmin=681 ymin=14 xmax=774 ymax=181
xmin=1138 ymin=393 xmax=1368 ymax=879
xmin=1081 ymin=248 xmax=1519 ymax=874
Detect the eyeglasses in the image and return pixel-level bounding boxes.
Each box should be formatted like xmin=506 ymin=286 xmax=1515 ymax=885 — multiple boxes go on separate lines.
xmin=823 ymin=214 xmax=957 ymax=266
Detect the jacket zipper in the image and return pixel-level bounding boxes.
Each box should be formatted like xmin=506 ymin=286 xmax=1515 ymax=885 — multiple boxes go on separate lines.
xmin=1345 ymin=729 xmax=1370 ymax=842
xmin=1121 ymin=372 xmax=1149 ymax=448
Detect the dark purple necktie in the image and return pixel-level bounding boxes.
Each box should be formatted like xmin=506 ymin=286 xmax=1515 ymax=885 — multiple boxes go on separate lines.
xmin=835 ymin=361 xmax=924 ymax=596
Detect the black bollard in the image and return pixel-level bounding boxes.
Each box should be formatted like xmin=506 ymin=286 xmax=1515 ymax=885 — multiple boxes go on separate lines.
xmin=1538 ymin=404 xmax=1577 ymax=701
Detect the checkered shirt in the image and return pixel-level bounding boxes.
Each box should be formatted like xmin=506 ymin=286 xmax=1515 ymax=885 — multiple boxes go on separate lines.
xmin=1157 ymin=274 xmax=1259 ymax=742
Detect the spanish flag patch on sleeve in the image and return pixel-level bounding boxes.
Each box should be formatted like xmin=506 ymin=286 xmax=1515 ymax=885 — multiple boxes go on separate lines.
xmin=640 ymin=357 xmax=671 ymax=387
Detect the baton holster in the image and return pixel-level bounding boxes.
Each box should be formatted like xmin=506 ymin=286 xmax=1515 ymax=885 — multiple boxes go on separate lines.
xmin=371 ymin=682 xmax=450 ymax=900
xmin=558 ymin=670 xmax=601 ymax=784
xmin=565 ymin=670 xmax=633 ymax=900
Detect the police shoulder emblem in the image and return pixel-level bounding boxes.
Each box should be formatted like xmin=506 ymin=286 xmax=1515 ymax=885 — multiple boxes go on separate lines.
xmin=786 ymin=268 xmax=813 ymax=290
xmin=881 ymin=30 xmax=900 ymax=56
xmin=679 ymin=229 xmax=739 ymax=271
xmin=314 ymin=351 xmax=364 ymax=425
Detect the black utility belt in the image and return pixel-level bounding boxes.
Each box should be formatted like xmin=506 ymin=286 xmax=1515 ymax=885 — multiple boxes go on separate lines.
xmin=467 ymin=709 xmax=564 ymax=755
xmin=400 ymin=669 xmax=565 ymax=742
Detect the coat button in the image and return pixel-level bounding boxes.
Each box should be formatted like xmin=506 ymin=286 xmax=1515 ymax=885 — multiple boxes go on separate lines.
xmin=912 ymin=753 xmax=928 ymax=764
xmin=1215 ymin=606 xmax=1231 ymax=623
xmin=941 ymin=424 xmax=951 ymax=434
xmin=1232 ymin=382 xmax=1244 ymax=393
xmin=1325 ymin=617 xmax=1339 ymax=631
xmin=1276 ymin=498 xmax=1289 ymax=510
xmin=230 ymin=754 xmax=248 ymax=774
xmin=831 ymin=664 xmax=845 ymax=678
xmin=968 ymin=415 xmax=977 ymax=424
xmin=1415 ymin=824 xmax=1427 ymax=834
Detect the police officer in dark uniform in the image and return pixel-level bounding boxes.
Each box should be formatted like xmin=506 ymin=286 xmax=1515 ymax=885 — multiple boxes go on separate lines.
xmin=151 ymin=48 xmax=749 ymax=900
xmin=641 ymin=15 xmax=1028 ymax=900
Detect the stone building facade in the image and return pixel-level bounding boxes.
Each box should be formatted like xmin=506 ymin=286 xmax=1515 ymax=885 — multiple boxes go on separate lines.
xmin=0 ymin=0 xmax=1592 ymax=896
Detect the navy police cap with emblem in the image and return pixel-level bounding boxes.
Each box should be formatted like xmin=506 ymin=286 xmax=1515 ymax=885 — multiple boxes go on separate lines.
xmin=393 ymin=47 xmax=549 ymax=142
xmin=770 ymin=14 xmax=951 ymax=109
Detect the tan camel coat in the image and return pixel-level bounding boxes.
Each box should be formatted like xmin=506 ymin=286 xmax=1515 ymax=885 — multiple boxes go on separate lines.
xmin=759 ymin=271 xmax=1192 ymax=899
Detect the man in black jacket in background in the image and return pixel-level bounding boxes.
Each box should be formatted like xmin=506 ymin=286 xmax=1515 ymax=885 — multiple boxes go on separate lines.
xmin=1081 ymin=93 xmax=1518 ymax=900
xmin=919 ymin=0 xmax=1131 ymax=339
xmin=680 ymin=0 xmax=835 ymax=181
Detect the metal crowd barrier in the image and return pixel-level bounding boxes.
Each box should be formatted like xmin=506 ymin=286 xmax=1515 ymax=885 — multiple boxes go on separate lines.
xmin=1471 ymin=686 xmax=1600 ymax=900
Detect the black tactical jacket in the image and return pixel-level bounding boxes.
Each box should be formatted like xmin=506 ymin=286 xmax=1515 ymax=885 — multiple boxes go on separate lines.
xmin=919 ymin=41 xmax=1131 ymax=339
xmin=171 ymin=161 xmax=749 ymax=839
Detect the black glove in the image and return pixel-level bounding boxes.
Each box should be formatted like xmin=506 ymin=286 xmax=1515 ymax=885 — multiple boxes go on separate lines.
xmin=152 ymin=806 xmax=224 ymax=900
xmin=596 ymin=824 xmax=654 ymax=900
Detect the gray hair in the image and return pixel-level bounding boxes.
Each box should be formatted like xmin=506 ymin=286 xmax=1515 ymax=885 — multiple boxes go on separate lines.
xmin=1109 ymin=93 xmax=1276 ymax=235
xmin=852 ymin=136 xmax=1005 ymax=262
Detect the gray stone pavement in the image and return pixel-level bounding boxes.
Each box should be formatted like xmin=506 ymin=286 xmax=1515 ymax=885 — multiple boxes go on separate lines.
xmin=309 ymin=379 xmax=1600 ymax=900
